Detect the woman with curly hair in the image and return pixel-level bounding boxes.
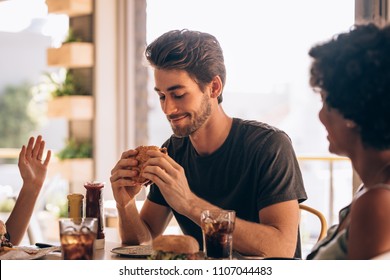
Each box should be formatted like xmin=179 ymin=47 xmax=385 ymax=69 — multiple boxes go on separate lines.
xmin=307 ymin=23 xmax=390 ymax=259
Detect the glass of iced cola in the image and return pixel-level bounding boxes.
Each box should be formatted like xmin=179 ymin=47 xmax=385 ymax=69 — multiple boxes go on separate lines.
xmin=59 ymin=218 xmax=98 ymax=260
xmin=201 ymin=209 xmax=236 ymax=259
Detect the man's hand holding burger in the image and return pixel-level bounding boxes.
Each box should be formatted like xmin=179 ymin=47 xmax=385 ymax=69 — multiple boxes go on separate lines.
xmin=110 ymin=149 xmax=143 ymax=208
xmin=110 ymin=146 xmax=167 ymax=208
xmin=141 ymin=149 xmax=202 ymax=216
xmin=110 ymin=146 xmax=169 ymax=245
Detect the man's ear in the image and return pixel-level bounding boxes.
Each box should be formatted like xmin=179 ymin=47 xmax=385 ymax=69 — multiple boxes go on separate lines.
xmin=210 ymin=76 xmax=223 ymax=99
xmin=345 ymin=120 xmax=357 ymax=128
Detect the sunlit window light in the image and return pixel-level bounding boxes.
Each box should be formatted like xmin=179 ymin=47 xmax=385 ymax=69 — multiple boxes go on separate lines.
xmin=42 ymin=14 xmax=69 ymax=47
xmin=0 ymin=0 xmax=68 ymax=47
xmin=0 ymin=0 xmax=47 ymax=32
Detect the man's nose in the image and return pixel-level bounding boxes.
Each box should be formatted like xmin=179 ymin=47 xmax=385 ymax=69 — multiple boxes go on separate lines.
xmin=162 ymin=97 xmax=177 ymax=115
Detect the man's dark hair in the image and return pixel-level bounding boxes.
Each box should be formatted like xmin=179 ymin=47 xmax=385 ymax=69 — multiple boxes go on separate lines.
xmin=145 ymin=29 xmax=226 ymax=103
xmin=309 ymin=23 xmax=390 ymax=150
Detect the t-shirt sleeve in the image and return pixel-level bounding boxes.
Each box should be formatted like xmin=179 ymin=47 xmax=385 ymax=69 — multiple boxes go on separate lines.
xmin=255 ymin=131 xmax=307 ymax=210
xmin=147 ymin=183 xmax=169 ymax=206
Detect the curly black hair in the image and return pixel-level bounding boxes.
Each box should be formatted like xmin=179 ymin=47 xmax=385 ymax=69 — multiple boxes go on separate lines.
xmin=145 ymin=29 xmax=226 ymax=104
xmin=309 ymin=23 xmax=390 ymax=150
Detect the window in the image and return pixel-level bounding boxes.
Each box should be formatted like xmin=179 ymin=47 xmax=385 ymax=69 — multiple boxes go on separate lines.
xmin=0 ymin=0 xmax=69 ymax=244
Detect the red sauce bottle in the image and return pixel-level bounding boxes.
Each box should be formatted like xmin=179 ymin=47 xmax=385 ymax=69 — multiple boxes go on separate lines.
xmin=84 ymin=181 xmax=105 ymax=248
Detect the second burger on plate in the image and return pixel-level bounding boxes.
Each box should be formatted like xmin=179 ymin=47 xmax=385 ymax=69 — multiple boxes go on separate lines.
xmin=150 ymin=235 xmax=204 ymax=260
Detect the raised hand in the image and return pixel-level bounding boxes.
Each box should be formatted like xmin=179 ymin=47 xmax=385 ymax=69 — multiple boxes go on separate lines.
xmin=18 ymin=135 xmax=51 ymax=190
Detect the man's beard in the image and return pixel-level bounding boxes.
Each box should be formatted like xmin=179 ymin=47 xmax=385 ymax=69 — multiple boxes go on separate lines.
xmin=169 ymin=93 xmax=212 ymax=137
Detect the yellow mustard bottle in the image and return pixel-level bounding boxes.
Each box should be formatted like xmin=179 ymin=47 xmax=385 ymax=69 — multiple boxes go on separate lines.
xmin=67 ymin=193 xmax=84 ymax=219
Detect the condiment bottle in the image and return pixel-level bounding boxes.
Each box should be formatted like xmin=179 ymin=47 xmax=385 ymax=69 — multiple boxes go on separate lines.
xmin=67 ymin=193 xmax=84 ymax=219
xmin=84 ymin=181 xmax=105 ymax=249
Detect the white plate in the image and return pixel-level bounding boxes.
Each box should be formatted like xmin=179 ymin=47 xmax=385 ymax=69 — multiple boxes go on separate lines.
xmin=0 ymin=246 xmax=61 ymax=260
xmin=111 ymin=245 xmax=152 ymax=258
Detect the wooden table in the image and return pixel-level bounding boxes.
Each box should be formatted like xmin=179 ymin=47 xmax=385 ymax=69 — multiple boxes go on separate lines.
xmin=43 ymin=241 xmax=137 ymax=260
xmin=41 ymin=241 xmax=261 ymax=260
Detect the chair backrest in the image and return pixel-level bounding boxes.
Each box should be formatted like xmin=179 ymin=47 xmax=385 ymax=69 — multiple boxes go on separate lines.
xmin=299 ymin=204 xmax=327 ymax=242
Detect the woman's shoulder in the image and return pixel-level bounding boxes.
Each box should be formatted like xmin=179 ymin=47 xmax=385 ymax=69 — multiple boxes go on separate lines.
xmin=349 ymin=184 xmax=390 ymax=258
xmin=351 ymin=184 xmax=390 ymax=229
xmin=354 ymin=184 xmax=390 ymax=210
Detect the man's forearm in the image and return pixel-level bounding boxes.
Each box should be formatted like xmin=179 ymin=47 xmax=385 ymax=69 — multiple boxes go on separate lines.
xmin=117 ymin=200 xmax=152 ymax=245
xmin=233 ymin=218 xmax=297 ymax=258
xmin=183 ymin=196 xmax=298 ymax=258
xmin=181 ymin=194 xmax=220 ymax=225
xmin=182 ymin=196 xmax=280 ymax=257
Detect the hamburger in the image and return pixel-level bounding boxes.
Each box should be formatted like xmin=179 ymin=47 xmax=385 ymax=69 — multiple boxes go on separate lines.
xmin=150 ymin=235 xmax=203 ymax=260
xmin=133 ymin=145 xmax=167 ymax=185
xmin=0 ymin=221 xmax=13 ymax=255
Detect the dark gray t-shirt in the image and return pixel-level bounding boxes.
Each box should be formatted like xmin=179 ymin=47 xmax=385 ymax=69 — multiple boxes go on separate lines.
xmin=148 ymin=118 xmax=307 ymax=258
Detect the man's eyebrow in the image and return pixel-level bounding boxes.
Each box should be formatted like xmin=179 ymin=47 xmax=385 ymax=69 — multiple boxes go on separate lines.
xmin=154 ymin=85 xmax=185 ymax=92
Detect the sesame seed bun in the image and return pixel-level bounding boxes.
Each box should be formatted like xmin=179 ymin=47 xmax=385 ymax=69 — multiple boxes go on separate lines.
xmin=152 ymin=235 xmax=199 ymax=255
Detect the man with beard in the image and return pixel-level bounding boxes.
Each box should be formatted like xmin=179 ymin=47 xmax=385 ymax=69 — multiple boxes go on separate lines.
xmin=110 ymin=30 xmax=307 ymax=258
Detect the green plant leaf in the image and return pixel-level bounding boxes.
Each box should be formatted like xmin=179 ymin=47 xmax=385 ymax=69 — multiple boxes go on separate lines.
xmin=57 ymin=138 xmax=93 ymax=160
xmin=63 ymin=28 xmax=82 ymax=44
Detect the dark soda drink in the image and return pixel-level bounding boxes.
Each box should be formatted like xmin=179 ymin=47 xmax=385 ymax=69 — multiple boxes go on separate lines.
xmin=201 ymin=211 xmax=235 ymax=259
xmin=61 ymin=230 xmax=96 ymax=260
xmin=59 ymin=218 xmax=97 ymax=260
xmin=203 ymin=223 xmax=233 ymax=258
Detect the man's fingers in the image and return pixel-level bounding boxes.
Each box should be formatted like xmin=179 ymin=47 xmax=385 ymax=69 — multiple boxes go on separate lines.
xmin=111 ymin=178 xmax=138 ymax=189
xmin=145 ymin=156 xmax=181 ymax=178
xmin=110 ymin=169 xmax=138 ymax=182
xmin=142 ymin=165 xmax=172 ymax=185
xmin=121 ymin=149 xmax=138 ymax=159
xmin=111 ymin=158 xmax=138 ymax=175
xmin=147 ymin=150 xmax=181 ymax=170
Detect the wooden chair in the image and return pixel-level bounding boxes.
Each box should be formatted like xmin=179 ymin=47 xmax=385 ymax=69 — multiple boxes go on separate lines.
xmin=299 ymin=204 xmax=328 ymax=242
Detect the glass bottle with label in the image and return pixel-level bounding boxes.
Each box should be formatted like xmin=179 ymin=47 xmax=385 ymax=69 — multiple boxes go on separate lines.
xmin=67 ymin=193 xmax=84 ymax=219
xmin=84 ymin=181 xmax=105 ymax=249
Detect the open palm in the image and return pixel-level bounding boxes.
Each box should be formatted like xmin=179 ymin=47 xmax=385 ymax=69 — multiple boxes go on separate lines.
xmin=18 ymin=136 xmax=51 ymax=189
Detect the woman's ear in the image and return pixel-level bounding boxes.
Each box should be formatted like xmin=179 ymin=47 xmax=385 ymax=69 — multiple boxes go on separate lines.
xmin=210 ymin=76 xmax=223 ymax=99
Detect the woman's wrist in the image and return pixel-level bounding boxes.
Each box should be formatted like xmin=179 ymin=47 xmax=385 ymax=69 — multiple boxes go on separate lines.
xmin=20 ymin=181 xmax=42 ymax=196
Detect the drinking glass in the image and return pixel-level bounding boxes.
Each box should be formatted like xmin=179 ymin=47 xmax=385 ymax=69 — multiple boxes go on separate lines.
xmin=59 ymin=218 xmax=98 ymax=260
xmin=200 ymin=209 xmax=236 ymax=259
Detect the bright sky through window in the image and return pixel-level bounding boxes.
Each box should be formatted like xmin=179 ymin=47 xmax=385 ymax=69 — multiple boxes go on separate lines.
xmin=0 ymin=0 xmax=67 ymax=46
